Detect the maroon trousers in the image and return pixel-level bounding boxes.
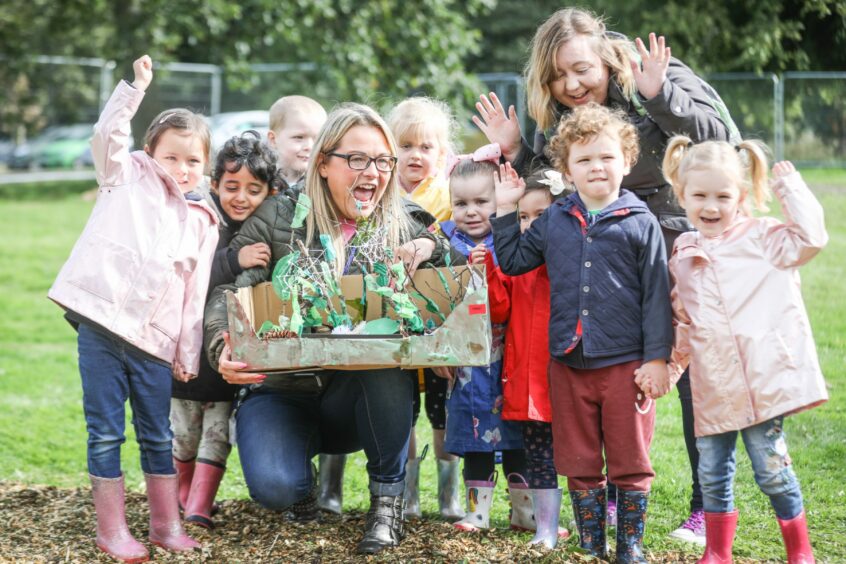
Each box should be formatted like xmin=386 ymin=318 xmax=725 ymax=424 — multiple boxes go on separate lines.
xmin=548 ymin=358 xmax=655 ymax=491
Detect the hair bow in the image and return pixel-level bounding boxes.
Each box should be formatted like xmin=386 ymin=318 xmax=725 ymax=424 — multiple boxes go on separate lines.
xmin=445 ymin=143 xmax=501 ymax=177
xmin=537 ymin=170 xmax=568 ymax=196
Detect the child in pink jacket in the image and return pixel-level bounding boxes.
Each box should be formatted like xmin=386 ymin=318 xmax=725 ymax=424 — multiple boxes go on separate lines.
xmin=48 ymin=55 xmax=218 ymax=562
xmin=644 ymin=137 xmax=829 ymax=564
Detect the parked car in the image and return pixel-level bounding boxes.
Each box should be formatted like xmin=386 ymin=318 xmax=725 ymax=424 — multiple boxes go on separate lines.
xmin=208 ymin=111 xmax=269 ymax=156
xmin=8 ymin=124 xmax=94 ymax=169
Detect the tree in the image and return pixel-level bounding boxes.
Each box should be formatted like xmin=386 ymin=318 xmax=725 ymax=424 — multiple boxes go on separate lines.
xmin=0 ymin=0 xmax=494 ymax=137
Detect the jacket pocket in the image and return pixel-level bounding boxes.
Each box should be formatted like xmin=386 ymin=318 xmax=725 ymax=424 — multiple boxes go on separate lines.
xmin=150 ymin=272 xmax=185 ymax=342
xmin=66 ymin=234 xmax=139 ymax=304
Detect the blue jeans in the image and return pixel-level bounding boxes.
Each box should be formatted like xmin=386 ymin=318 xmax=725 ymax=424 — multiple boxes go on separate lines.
xmin=235 ymin=368 xmax=414 ymax=510
xmin=78 ymin=323 xmax=175 ymax=478
xmin=697 ymin=416 xmax=804 ymax=519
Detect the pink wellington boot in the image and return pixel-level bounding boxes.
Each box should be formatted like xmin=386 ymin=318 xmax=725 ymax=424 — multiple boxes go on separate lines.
xmin=184 ymin=462 xmax=225 ymax=529
xmin=145 ymin=473 xmax=201 ymax=552
xmin=777 ymin=510 xmax=815 ymax=564
xmin=173 ymin=457 xmax=195 ymax=510
xmin=90 ymin=474 xmax=149 ymax=563
xmin=697 ymin=510 xmax=738 ymax=564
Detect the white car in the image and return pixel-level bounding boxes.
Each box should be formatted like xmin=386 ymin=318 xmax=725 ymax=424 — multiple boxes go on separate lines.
xmin=208 ymin=110 xmax=270 ymax=156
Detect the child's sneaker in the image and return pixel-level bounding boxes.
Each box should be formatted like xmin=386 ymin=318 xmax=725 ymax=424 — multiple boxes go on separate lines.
xmin=606 ymin=499 xmax=617 ymax=528
xmin=668 ymin=509 xmax=706 ymax=546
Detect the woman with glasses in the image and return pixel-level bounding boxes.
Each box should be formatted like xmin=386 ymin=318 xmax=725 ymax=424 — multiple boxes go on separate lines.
xmin=203 ymin=103 xmax=452 ymax=555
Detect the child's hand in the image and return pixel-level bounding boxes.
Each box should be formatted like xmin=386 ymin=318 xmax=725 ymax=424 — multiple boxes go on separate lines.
xmin=172 ymin=363 xmax=196 ymax=383
xmin=432 ymin=366 xmax=455 ymax=383
xmin=631 ymin=33 xmax=670 ymax=100
xmin=469 ymin=244 xmax=487 ymax=265
xmin=772 ymin=160 xmax=796 ymax=178
xmin=131 ymin=55 xmax=154 ymax=92
xmin=238 ymin=242 xmax=271 ymax=269
xmin=494 ymin=162 xmax=526 ymax=216
xmin=636 ymin=359 xmax=671 ymax=399
xmin=472 ymin=92 xmax=523 ymax=162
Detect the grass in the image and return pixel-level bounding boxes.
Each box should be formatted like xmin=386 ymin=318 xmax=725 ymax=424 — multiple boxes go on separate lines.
xmin=0 ymin=173 xmax=844 ymax=560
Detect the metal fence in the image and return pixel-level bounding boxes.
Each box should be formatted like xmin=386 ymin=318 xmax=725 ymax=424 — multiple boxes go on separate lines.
xmin=5 ymin=57 xmax=846 ymax=168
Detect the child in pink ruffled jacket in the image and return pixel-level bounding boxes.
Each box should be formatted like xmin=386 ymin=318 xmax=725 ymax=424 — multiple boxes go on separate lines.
xmin=49 ymin=55 xmax=218 ymax=562
xmin=642 ymin=137 xmax=828 ymax=564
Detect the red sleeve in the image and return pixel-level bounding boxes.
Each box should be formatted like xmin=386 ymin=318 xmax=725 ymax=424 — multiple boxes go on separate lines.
xmin=485 ymin=251 xmax=512 ymax=324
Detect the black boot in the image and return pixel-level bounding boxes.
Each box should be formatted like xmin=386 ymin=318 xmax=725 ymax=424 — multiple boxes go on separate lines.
xmin=570 ymin=488 xmax=608 ymax=558
xmin=356 ymin=495 xmax=405 ymax=555
xmin=615 ymin=490 xmax=649 ymax=563
xmin=317 ymin=453 xmax=346 ymax=515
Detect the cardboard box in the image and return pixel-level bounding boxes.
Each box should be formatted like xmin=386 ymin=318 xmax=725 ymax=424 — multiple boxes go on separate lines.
xmin=225 ymin=264 xmax=491 ymax=371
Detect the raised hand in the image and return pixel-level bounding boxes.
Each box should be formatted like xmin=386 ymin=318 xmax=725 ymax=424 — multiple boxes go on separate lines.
xmin=494 ymin=162 xmax=526 ymax=216
xmin=631 ymin=33 xmax=670 ymax=100
xmin=239 ymin=242 xmax=271 ymax=269
xmin=472 ymin=93 xmax=523 ymax=162
xmin=131 ymin=55 xmax=154 ymax=92
xmin=772 ymin=160 xmax=796 ymax=179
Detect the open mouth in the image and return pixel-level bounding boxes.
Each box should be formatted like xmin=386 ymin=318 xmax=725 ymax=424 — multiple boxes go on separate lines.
xmin=351 ymin=184 xmax=376 ymax=207
xmin=570 ymin=91 xmax=591 ymax=104
xmin=700 ymin=217 xmax=720 ymax=224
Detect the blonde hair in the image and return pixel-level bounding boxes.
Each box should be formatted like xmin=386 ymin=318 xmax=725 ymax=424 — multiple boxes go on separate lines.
xmin=547 ymin=103 xmax=639 ymax=175
xmin=663 ymin=136 xmax=771 ymax=214
xmin=525 ymin=8 xmax=637 ymax=131
xmin=387 ymin=97 xmax=455 ymax=155
xmin=304 ymin=103 xmax=410 ymax=274
xmin=269 ymin=95 xmax=326 ymax=132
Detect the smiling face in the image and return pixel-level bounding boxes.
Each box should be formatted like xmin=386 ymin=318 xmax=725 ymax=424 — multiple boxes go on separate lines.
xmin=148 ymin=129 xmax=206 ymax=193
xmin=564 ymin=131 xmax=631 ymax=211
xmin=269 ymin=110 xmax=326 ymax=184
xmin=518 ymin=189 xmax=553 ymax=233
xmin=549 ymin=34 xmax=611 ymax=109
xmin=397 ymin=126 xmax=443 ymax=192
xmin=450 ymin=173 xmax=497 ymax=243
xmin=317 ymin=125 xmax=393 ymax=220
xmin=214 ymin=165 xmax=270 ymax=222
xmin=678 ymin=169 xmax=743 ymax=238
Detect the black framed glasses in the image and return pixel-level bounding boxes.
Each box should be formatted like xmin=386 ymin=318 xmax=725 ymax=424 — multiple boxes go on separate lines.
xmin=325 ymin=152 xmax=397 ymax=172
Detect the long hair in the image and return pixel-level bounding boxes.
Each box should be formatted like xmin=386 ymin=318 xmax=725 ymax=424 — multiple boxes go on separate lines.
xmin=304 ymin=103 xmax=410 ymax=274
xmin=663 ymin=136 xmax=771 ymax=214
xmin=525 ymin=8 xmax=637 ymax=131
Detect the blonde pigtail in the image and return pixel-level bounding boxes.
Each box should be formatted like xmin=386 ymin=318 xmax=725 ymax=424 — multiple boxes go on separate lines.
xmin=737 ymin=140 xmax=771 ymax=213
xmin=662 ymin=135 xmax=694 ymax=201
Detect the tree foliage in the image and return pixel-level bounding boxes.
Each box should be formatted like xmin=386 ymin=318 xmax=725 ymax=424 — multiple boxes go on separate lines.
xmin=0 ymin=0 xmax=494 ymax=137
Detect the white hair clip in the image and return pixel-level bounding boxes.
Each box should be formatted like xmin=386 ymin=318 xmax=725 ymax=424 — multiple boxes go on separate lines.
xmin=537 ymin=170 xmax=568 ymax=196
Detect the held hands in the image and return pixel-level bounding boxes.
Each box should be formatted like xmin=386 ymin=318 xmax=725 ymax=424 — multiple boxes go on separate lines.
xmin=469 ymin=243 xmax=487 ymax=265
xmin=396 ymin=237 xmax=436 ymax=277
xmin=218 ymin=332 xmax=267 ymax=385
xmin=494 ymin=162 xmax=526 ymax=216
xmin=472 ymin=93 xmax=523 ymax=162
xmin=772 ymin=160 xmax=796 ymax=179
xmin=131 ymin=55 xmax=154 ymax=92
xmin=238 ymin=242 xmax=271 ymax=269
xmin=632 ymin=33 xmax=670 ymax=100
xmin=633 ymin=359 xmax=671 ymax=399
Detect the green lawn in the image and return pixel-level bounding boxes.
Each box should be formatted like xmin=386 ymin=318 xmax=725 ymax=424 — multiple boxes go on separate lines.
xmin=1 ymin=174 xmax=844 ymax=560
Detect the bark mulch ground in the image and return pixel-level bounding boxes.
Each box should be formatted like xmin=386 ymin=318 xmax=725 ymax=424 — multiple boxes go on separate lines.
xmin=0 ymin=481 xmax=760 ymax=563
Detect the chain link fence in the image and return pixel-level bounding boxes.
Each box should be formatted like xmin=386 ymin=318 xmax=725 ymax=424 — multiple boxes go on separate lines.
xmin=3 ymin=58 xmax=845 ymax=169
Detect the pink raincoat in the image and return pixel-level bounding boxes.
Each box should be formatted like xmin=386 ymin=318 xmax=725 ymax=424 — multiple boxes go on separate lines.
xmin=669 ymin=171 xmax=828 ymax=437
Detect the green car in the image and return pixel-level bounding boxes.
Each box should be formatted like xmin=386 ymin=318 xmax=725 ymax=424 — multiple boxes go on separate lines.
xmin=34 ymin=124 xmax=94 ymax=169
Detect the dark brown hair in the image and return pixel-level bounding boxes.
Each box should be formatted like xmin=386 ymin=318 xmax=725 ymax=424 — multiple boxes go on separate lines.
xmin=144 ymin=108 xmax=211 ymax=164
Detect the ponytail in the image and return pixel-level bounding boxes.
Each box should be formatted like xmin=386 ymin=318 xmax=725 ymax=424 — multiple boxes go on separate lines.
xmin=736 ymin=140 xmax=771 ymax=212
xmin=662 ymin=135 xmax=694 ymax=202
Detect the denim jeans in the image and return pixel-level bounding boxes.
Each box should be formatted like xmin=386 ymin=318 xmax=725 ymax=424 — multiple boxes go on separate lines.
xmin=78 ymin=323 xmax=175 ymax=478
xmin=235 ymin=367 xmax=414 ymax=510
xmin=697 ymin=416 xmax=804 ymax=519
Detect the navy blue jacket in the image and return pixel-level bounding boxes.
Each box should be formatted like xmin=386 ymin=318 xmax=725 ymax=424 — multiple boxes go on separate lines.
xmin=491 ymin=190 xmax=672 ymax=367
